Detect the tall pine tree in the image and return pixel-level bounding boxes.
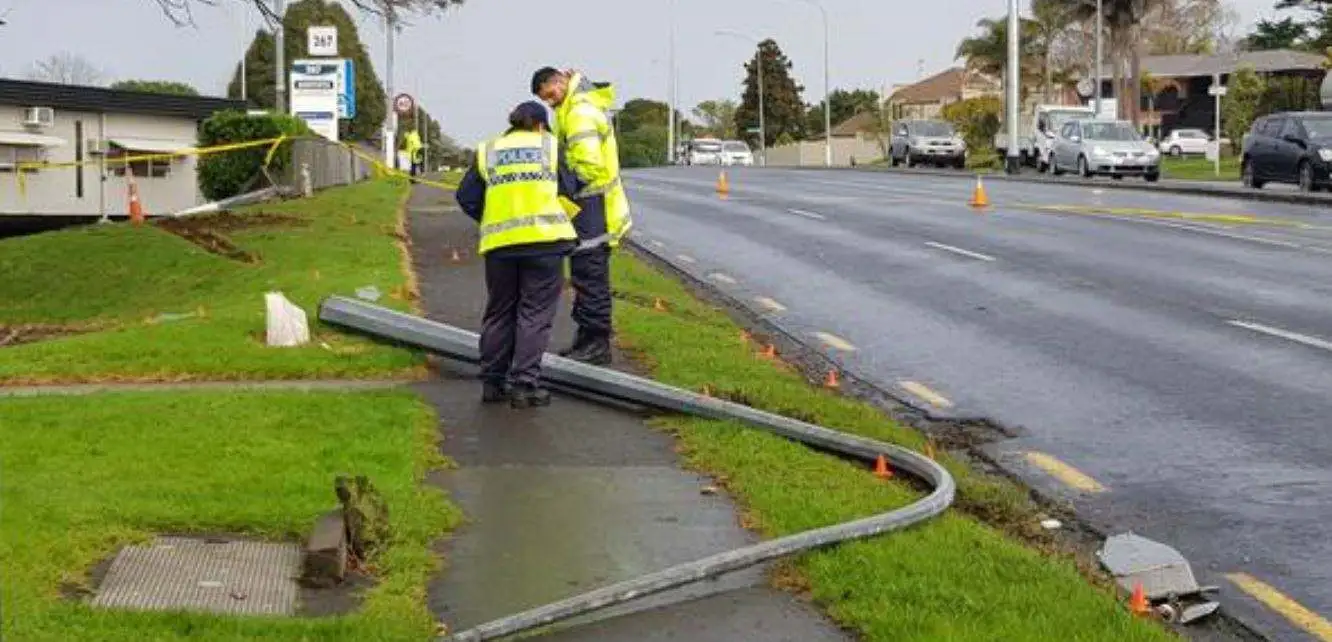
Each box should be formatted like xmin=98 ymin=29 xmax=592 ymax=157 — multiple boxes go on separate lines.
xmin=733 ymin=39 xmax=806 ymax=148
xmin=227 ymin=0 xmax=387 ymax=142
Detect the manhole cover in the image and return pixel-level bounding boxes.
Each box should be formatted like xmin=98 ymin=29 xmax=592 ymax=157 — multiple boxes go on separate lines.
xmin=92 ymin=536 xmax=301 ymax=616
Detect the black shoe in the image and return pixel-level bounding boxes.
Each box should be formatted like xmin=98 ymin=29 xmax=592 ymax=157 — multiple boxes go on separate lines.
xmin=509 ymin=385 xmax=552 ymax=409
xmin=565 ymin=337 xmax=612 ymax=366
xmin=557 ymin=331 xmax=590 ymax=357
xmin=481 ymin=381 xmax=510 ymax=404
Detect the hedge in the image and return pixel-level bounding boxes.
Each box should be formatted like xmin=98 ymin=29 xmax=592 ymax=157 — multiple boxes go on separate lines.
xmin=196 ymin=110 xmax=313 ymax=201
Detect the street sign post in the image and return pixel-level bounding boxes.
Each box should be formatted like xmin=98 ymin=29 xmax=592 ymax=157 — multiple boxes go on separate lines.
xmin=1209 ymin=77 xmax=1226 ymax=177
xmin=307 ymin=26 xmax=338 ymax=57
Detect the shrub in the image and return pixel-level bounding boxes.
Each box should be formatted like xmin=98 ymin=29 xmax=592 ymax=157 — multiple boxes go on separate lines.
xmin=196 ymin=110 xmax=312 ymax=201
xmin=942 ymin=96 xmax=1002 ymax=152
xmin=619 ymin=124 xmax=668 ymax=168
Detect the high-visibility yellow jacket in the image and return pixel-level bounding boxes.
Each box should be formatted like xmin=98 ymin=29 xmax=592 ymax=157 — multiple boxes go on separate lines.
xmin=474 ymin=130 xmax=578 ymax=255
xmin=555 ymin=72 xmax=632 ymax=246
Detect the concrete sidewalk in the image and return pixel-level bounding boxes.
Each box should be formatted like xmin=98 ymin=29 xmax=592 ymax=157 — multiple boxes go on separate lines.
xmin=405 ymin=184 xmax=847 ymax=640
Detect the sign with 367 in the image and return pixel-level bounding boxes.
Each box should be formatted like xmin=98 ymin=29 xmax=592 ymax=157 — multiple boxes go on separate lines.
xmin=307 ymin=26 xmax=338 ymax=57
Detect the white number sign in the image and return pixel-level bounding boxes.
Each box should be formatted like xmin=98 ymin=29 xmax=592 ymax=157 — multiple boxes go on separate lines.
xmin=308 ymin=26 xmax=338 ymax=57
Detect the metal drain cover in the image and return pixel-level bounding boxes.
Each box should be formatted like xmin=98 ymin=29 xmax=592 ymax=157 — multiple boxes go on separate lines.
xmin=92 ymin=536 xmax=301 ymax=616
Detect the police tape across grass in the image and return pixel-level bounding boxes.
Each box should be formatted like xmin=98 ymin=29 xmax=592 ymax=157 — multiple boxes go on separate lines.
xmin=605 ymin=256 xmax=1174 ymax=642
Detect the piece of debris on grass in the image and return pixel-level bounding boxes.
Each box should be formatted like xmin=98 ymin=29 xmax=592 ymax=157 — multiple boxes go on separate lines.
xmin=700 ymin=485 xmax=719 ymax=496
xmin=1040 ymin=518 xmax=1062 ymax=530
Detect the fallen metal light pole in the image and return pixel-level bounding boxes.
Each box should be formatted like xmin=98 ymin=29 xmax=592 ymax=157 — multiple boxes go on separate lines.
xmin=318 ymin=295 xmax=957 ymax=641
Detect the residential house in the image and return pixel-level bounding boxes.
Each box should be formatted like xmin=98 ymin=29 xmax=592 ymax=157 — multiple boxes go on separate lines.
xmin=886 ymin=68 xmax=1001 ymax=121
xmin=0 ymin=78 xmax=244 ymax=218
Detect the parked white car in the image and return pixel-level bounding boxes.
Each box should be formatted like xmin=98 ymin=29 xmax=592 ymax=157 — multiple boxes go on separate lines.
xmin=719 ymin=140 xmax=754 ymax=166
xmin=1157 ymin=128 xmax=1214 ymax=156
xmin=687 ymin=139 xmax=724 ymax=165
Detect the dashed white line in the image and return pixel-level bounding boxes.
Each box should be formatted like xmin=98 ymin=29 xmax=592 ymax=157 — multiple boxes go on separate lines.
xmin=1228 ymin=320 xmax=1332 ymax=353
xmin=898 ymin=381 xmax=954 ymax=409
xmin=924 ymin=241 xmax=996 ymax=262
xmin=786 ymin=208 xmax=827 ymax=220
xmin=754 ymin=296 xmax=787 ymax=313
xmin=812 ymin=331 xmax=857 ymax=352
xmin=708 ymin=272 xmax=738 ymax=285
xmin=649 ymin=239 xmax=666 ymax=248
xmin=675 ymin=254 xmax=697 ymax=264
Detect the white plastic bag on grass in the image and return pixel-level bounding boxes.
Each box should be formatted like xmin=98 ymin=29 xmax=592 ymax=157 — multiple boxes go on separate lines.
xmin=265 ymin=292 xmax=310 ymax=347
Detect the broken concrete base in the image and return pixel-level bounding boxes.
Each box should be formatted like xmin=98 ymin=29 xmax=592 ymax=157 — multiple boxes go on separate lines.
xmin=1098 ymin=532 xmax=1221 ymax=625
xmin=300 ymin=510 xmax=348 ymax=589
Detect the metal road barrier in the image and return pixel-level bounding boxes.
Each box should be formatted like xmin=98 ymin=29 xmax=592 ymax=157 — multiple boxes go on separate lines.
xmin=317 ymin=295 xmax=957 ymax=642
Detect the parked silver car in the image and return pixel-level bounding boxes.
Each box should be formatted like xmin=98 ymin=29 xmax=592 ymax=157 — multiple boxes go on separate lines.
xmin=1051 ymin=119 xmax=1161 ymax=182
xmin=889 ymin=119 xmax=966 ymax=168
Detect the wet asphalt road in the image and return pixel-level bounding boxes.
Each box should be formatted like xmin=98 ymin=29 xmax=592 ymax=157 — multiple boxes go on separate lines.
xmin=624 ymin=167 xmax=1332 ymax=642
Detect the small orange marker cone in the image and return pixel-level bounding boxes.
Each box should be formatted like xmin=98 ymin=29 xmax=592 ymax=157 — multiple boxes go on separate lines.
xmin=127 ymin=179 xmax=145 ymax=225
xmin=873 ymin=454 xmax=893 ymax=479
xmin=1128 ymin=583 xmax=1150 ymax=616
xmin=653 ymin=297 xmax=667 ymax=311
xmin=450 ymin=249 xmax=462 ymax=262
xmin=716 ymin=170 xmax=730 ymax=195
xmin=824 ymin=369 xmax=840 ymax=389
xmin=761 ymin=344 xmax=776 ymax=359
xmin=969 ymin=174 xmax=989 ymax=209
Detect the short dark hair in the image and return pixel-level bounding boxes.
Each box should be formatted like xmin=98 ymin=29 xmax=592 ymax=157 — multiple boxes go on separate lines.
xmin=531 ymin=67 xmax=561 ymax=95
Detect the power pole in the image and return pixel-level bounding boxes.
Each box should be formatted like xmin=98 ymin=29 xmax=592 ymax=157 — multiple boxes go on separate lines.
xmin=273 ymin=0 xmax=286 ymax=113
xmin=1004 ymin=0 xmax=1021 ymax=174
xmin=384 ymin=9 xmax=397 ymax=169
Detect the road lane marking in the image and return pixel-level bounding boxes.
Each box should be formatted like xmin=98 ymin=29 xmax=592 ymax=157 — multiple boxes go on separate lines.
xmin=1023 ymin=452 xmax=1107 ymax=493
xmin=924 ymin=241 xmax=996 ymax=262
xmin=649 ymin=239 xmax=666 ymax=248
xmin=812 ymin=332 xmax=856 ymax=352
xmin=1227 ymin=573 xmax=1332 ymax=641
xmin=1228 ymin=320 xmax=1332 ymax=353
xmin=898 ymin=381 xmax=954 ymax=409
xmin=786 ymin=208 xmax=827 ymax=220
xmin=675 ymin=254 xmax=697 ymax=264
xmin=754 ymin=296 xmax=787 ymax=313
xmin=708 ymin=272 xmax=738 ymax=285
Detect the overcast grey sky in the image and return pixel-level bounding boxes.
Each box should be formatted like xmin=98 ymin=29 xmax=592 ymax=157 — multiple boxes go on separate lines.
xmin=0 ymin=0 xmax=1283 ymax=144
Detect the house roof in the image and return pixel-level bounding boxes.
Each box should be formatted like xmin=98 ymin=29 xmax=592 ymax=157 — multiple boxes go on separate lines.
xmin=831 ymin=110 xmax=880 ymax=137
xmin=1092 ymin=49 xmax=1327 ymax=79
xmin=888 ymin=68 xmax=999 ymax=105
xmin=0 ymin=79 xmax=244 ymax=120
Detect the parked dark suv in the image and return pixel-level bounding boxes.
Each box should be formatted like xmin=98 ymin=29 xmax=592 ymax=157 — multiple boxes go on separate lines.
xmin=1241 ymin=111 xmax=1332 ymax=192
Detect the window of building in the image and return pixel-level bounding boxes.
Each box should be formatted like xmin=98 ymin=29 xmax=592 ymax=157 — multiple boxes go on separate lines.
xmin=0 ymin=144 xmax=45 ymax=173
xmin=107 ymin=147 xmax=172 ymax=178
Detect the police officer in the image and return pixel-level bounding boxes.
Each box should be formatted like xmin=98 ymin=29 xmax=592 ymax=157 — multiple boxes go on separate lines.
xmin=454 ymin=101 xmax=582 ymax=408
xmin=401 ymin=129 xmax=424 ymax=176
xmin=532 ymin=67 xmax=633 ymax=366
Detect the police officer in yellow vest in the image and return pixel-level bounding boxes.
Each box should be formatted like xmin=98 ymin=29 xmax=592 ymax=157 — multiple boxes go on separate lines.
xmin=401 ymin=129 xmax=424 ymax=176
xmin=532 ymin=67 xmax=633 ymax=366
xmin=454 ymin=101 xmax=582 ymax=408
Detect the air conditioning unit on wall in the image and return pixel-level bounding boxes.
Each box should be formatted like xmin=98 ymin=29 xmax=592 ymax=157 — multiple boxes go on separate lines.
xmin=22 ymin=106 xmax=54 ymax=128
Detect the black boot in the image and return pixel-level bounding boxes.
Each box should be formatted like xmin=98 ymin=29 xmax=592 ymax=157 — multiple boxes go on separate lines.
xmin=509 ymin=384 xmax=552 ymax=409
xmin=565 ymin=335 xmax=612 ymax=366
xmin=481 ymin=381 xmax=510 ymax=404
xmin=558 ymin=330 xmax=590 ymax=358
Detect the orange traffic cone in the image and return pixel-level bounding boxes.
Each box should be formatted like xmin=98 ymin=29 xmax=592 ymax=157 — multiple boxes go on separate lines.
xmin=824 ymin=369 xmax=840 ymax=389
xmin=1128 ymin=583 xmax=1150 ymax=616
xmin=969 ymin=174 xmax=989 ymax=209
xmin=653 ymin=297 xmax=667 ymax=312
xmin=873 ymin=454 xmax=893 ymax=479
xmin=716 ymin=170 xmax=730 ymax=195
xmin=127 ymin=178 xmax=145 ymax=225
xmin=760 ymin=343 xmax=776 ymax=359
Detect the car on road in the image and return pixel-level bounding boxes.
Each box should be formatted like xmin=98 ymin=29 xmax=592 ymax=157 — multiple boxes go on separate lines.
xmin=1157 ymin=128 xmax=1214 ymax=156
xmin=719 ymin=140 xmax=754 ymax=166
xmin=1051 ymin=118 xmax=1161 ymax=181
xmin=686 ymin=139 xmax=724 ymax=165
xmin=889 ymin=119 xmax=966 ymax=169
xmin=1240 ymin=111 xmax=1332 ymax=192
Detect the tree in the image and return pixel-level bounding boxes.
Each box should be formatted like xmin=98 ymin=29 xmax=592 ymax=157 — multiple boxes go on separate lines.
xmin=1143 ymin=0 xmax=1235 ymax=55
xmin=1242 ymin=16 xmax=1309 ymax=50
xmin=110 ymin=80 xmax=200 ymax=95
xmin=1030 ymin=0 xmax=1077 ymax=101
xmin=616 ymin=98 xmax=674 ymax=133
xmin=227 ymin=0 xmax=387 ymax=142
xmin=27 ymin=52 xmax=104 ymax=86
xmin=955 ymin=16 xmax=1042 ymax=102
xmin=692 ymin=100 xmax=738 ymax=139
xmin=152 ymin=0 xmax=463 ymax=25
xmin=1222 ymin=65 xmax=1264 ymax=154
xmin=619 ymin=125 xmax=669 ymax=168
xmin=1069 ymin=0 xmax=1170 ymax=127
xmin=397 ymin=105 xmax=464 ymax=169
xmin=734 ymin=39 xmax=807 ymax=148
xmin=805 ymin=88 xmax=879 ymax=134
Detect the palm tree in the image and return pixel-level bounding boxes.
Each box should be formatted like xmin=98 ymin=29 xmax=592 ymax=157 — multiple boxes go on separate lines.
xmin=1069 ymin=0 xmax=1168 ymax=126
xmin=955 ymin=16 xmax=1043 ymax=102
xmin=1031 ymin=0 xmax=1077 ymax=101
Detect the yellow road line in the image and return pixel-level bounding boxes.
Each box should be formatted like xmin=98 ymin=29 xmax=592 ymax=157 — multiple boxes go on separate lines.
xmin=1023 ymin=451 xmax=1107 ymax=493
xmin=754 ymin=296 xmax=787 ymax=313
xmin=1022 ymin=203 xmax=1307 ymax=229
xmin=898 ymin=381 xmax=954 ymax=409
xmin=1227 ymin=573 xmax=1332 ymax=641
xmin=812 ymin=331 xmax=857 ymax=352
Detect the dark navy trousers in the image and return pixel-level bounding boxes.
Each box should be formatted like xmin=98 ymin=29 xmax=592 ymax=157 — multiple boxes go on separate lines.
xmin=569 ymin=194 xmax=613 ymax=339
xmin=478 ymin=253 xmax=564 ymax=386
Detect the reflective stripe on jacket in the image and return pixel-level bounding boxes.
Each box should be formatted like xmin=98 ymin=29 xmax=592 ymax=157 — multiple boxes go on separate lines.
xmin=475 ymin=130 xmax=578 ymax=255
xmin=555 ymin=72 xmax=633 ymax=246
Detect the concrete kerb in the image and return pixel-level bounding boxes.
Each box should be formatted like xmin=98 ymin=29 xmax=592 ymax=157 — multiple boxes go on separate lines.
xmin=805 ymin=165 xmax=1332 ymax=209
xmin=621 ymin=239 xmax=1274 ymax=642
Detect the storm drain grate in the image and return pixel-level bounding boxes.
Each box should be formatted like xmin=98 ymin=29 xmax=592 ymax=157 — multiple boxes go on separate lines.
xmin=91 ymin=536 xmax=302 ymax=616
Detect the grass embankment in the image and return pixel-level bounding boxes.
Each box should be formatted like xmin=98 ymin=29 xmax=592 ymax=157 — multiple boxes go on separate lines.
xmin=609 ymin=255 xmax=1174 ymax=642
xmin=1 ymin=179 xmax=458 ymax=641
xmin=0 ymin=390 xmax=458 ymax=642
xmin=1161 ymin=154 xmax=1240 ymax=181
xmin=0 ymin=179 xmax=423 ymax=384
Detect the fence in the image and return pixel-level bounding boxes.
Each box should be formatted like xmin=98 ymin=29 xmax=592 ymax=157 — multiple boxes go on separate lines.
xmin=276 ymin=137 xmax=375 ymax=193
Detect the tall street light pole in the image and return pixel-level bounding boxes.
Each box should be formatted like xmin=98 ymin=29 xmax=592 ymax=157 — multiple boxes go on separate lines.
xmin=384 ymin=9 xmax=397 ymax=170
xmin=667 ymin=0 xmax=677 ymax=164
xmin=1094 ymin=0 xmax=1103 ymax=117
xmin=274 ymin=0 xmax=286 ymax=114
xmin=716 ymin=29 xmax=766 ymax=166
xmin=1004 ymin=0 xmax=1021 ymax=174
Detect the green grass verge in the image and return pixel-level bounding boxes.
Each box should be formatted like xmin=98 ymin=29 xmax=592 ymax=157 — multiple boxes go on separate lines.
xmin=0 ymin=179 xmax=423 ymax=384
xmin=609 ymin=253 xmax=1175 ymax=642
xmin=1161 ymin=154 xmax=1240 ymax=181
xmin=0 ymin=388 xmax=458 ymax=642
